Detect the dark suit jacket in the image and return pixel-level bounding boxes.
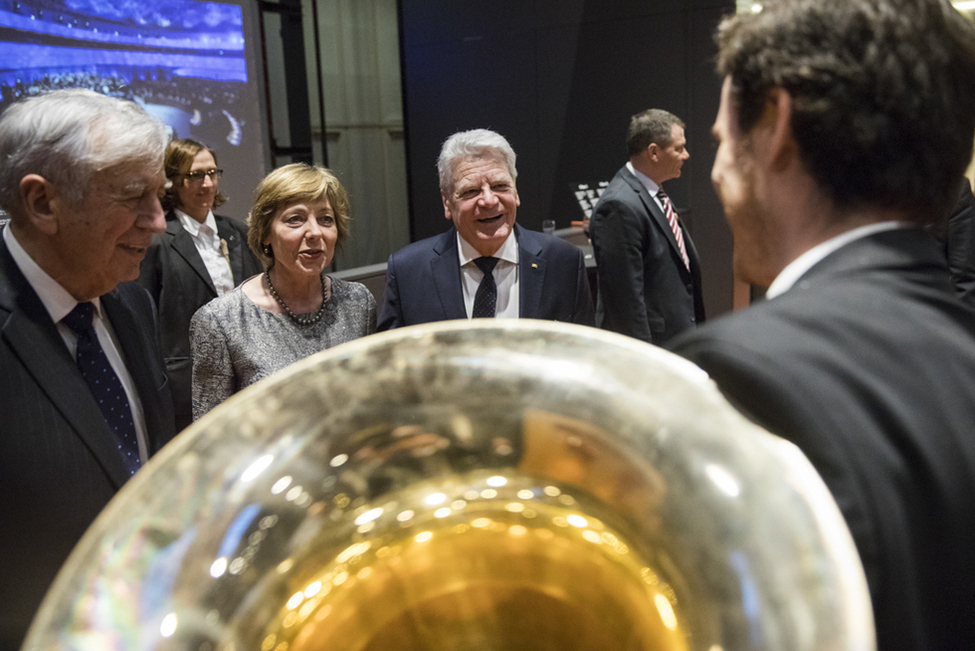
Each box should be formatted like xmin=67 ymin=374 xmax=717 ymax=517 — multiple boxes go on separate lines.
xmin=589 ymin=165 xmax=705 ymax=345
xmin=138 ymin=212 xmax=261 ymax=431
xmin=377 ymin=224 xmax=594 ymax=330
xmin=0 ymin=237 xmax=176 ymax=650
xmin=941 ymin=178 xmax=975 ymax=306
xmin=669 ymin=229 xmax=975 ymax=651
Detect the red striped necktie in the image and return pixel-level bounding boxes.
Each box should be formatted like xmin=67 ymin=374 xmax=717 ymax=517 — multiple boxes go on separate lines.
xmin=657 ymin=189 xmax=690 ymax=271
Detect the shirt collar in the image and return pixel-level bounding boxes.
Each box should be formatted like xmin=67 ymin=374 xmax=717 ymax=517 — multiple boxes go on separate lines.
xmin=3 ymin=222 xmax=101 ymax=322
xmin=626 ymin=161 xmax=661 ymax=196
xmin=456 ymin=227 xmax=519 ymax=266
xmin=766 ymin=221 xmax=907 ymax=299
xmin=175 ymin=208 xmax=218 ymax=239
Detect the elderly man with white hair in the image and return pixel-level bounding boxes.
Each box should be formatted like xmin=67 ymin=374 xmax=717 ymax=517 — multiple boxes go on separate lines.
xmin=0 ymin=89 xmax=176 ymax=647
xmin=378 ymin=128 xmax=594 ymax=329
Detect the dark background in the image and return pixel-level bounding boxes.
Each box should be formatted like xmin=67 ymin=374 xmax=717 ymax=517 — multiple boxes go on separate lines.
xmin=398 ymin=0 xmax=736 ymax=317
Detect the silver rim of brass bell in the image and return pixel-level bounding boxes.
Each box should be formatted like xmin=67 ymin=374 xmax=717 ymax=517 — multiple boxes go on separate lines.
xmin=24 ymin=319 xmax=875 ymax=651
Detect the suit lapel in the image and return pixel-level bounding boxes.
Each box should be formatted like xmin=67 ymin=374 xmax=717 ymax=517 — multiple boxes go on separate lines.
xmin=167 ymin=217 xmax=217 ymax=295
xmin=624 ymin=170 xmax=691 ymax=276
xmin=516 ymin=225 xmax=545 ymax=319
xmin=430 ymin=229 xmax=467 ymax=320
xmin=684 ymin=225 xmax=701 ymax=273
xmin=102 ymin=290 xmax=165 ymax=457
xmin=0 ymin=241 xmax=131 ymax=488
xmin=215 ymin=216 xmax=246 ymax=285
xmin=643 ymin=189 xmax=688 ymax=267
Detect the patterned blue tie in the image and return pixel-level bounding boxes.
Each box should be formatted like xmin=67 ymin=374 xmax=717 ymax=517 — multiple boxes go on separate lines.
xmin=472 ymin=256 xmax=499 ymax=318
xmin=62 ymin=302 xmax=141 ymax=476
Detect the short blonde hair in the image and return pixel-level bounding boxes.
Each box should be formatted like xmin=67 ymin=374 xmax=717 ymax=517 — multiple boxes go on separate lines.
xmin=247 ymin=163 xmax=351 ymax=268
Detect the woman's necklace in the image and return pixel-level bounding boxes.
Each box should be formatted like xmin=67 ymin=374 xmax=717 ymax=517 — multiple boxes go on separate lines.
xmin=265 ymin=268 xmax=328 ymax=327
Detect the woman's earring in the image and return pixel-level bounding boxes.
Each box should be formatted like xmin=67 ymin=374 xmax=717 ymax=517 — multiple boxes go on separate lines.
xmin=263 ymin=243 xmax=272 ymax=257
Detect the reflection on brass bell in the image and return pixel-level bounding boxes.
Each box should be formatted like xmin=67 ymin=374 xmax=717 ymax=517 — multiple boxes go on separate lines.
xmin=24 ymin=320 xmax=874 ymax=650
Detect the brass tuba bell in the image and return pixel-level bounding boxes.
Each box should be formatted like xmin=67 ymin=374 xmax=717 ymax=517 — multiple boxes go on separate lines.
xmin=24 ymin=320 xmax=874 ymax=650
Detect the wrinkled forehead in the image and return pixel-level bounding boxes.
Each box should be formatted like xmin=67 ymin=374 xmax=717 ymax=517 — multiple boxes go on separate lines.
xmin=87 ymin=157 xmax=167 ymax=197
xmin=450 ymin=153 xmax=514 ymax=190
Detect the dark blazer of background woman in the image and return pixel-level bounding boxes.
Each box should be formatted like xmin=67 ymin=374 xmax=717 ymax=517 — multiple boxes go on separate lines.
xmin=139 ymin=211 xmax=262 ymax=431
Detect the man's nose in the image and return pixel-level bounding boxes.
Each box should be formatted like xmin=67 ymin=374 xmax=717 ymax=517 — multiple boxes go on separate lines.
xmin=140 ymin=193 xmax=166 ymax=233
xmin=478 ymin=187 xmax=499 ymax=206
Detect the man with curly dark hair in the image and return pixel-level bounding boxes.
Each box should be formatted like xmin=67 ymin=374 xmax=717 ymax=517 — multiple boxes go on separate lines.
xmin=670 ymin=1 xmax=975 ymax=649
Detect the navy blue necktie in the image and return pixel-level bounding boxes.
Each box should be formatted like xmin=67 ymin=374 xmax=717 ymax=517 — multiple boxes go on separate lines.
xmin=62 ymin=302 xmax=141 ymax=476
xmin=472 ymin=257 xmax=499 ymax=318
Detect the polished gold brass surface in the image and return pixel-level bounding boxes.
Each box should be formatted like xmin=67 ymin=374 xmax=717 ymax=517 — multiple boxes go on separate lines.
xmin=252 ymin=472 xmax=688 ymax=651
xmin=24 ymin=321 xmax=875 ymax=651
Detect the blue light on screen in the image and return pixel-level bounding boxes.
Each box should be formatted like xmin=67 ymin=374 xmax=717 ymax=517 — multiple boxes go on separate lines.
xmin=0 ymin=0 xmax=270 ymax=225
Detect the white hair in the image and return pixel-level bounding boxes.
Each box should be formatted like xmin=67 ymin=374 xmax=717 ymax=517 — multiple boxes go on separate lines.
xmin=437 ymin=128 xmax=518 ymax=195
xmin=0 ymin=89 xmax=168 ymax=215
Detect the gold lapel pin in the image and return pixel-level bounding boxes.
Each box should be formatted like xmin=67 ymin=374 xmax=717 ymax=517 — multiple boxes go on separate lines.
xmin=531 ymin=263 xmax=538 ymax=269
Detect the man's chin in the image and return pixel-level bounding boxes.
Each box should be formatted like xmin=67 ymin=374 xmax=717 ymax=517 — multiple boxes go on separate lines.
xmin=476 ymin=219 xmax=512 ymax=238
xmin=466 ymin=225 xmax=511 ymax=256
xmin=114 ymin=258 xmax=147 ymax=284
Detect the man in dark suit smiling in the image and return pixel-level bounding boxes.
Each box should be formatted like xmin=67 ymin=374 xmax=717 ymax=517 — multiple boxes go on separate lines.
xmin=668 ymin=1 xmax=975 ymax=649
xmin=377 ymin=129 xmax=594 ymax=329
xmin=0 ymin=89 xmax=176 ymax=647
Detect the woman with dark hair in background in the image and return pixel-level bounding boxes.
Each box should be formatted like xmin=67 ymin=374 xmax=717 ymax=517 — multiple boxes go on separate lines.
xmin=138 ymin=139 xmax=262 ymax=432
xmin=190 ymin=163 xmax=376 ymax=419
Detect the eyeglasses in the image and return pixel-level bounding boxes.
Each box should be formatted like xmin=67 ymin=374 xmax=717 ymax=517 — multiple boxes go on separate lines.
xmin=184 ymin=168 xmax=223 ymax=183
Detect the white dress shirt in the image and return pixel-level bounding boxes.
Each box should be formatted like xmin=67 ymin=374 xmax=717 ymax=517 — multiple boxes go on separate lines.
xmin=457 ymin=229 xmax=520 ymax=318
xmin=3 ymin=225 xmax=149 ymax=462
xmin=766 ymin=221 xmax=907 ymax=299
xmin=175 ymin=208 xmax=234 ymax=296
xmin=627 ymin=161 xmax=668 ymax=214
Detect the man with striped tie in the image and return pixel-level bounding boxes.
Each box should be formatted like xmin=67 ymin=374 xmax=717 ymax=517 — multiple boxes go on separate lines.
xmin=590 ymin=109 xmax=705 ymax=345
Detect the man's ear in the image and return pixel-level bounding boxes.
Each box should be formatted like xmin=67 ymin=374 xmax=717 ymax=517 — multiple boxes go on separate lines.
xmin=18 ymin=174 xmax=61 ymax=235
xmin=442 ymin=192 xmax=453 ymax=221
xmin=761 ymin=88 xmax=797 ymax=172
xmin=646 ymin=142 xmax=660 ymax=163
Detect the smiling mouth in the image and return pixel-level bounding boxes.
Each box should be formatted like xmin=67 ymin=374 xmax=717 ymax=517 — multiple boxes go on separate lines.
xmin=120 ymin=244 xmax=148 ymax=256
xmin=477 ymin=214 xmax=504 ymax=223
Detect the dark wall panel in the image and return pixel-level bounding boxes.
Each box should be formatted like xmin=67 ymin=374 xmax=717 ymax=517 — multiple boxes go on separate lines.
xmin=537 ymin=11 xmax=690 ymax=230
xmin=400 ymin=0 xmax=736 ymax=316
xmin=687 ymin=6 xmax=735 ymax=320
xmin=401 ymin=31 xmax=539 ymax=240
xmin=400 ymin=0 xmax=537 ymax=47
